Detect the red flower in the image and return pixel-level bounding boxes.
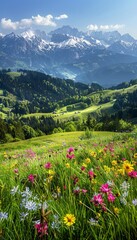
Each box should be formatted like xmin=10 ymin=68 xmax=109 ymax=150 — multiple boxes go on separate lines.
xmin=128 ymin=170 xmax=137 ymax=178
xmin=107 ymin=193 xmax=115 ymax=202
xmin=100 ymin=183 xmax=111 ymax=193
xmin=44 ymin=162 xmax=52 ymax=169
xmin=35 ymin=221 xmax=48 ymax=237
xmin=92 ymin=194 xmax=104 ymax=206
xmin=66 ymin=153 xmax=75 ymax=159
xmin=88 ymin=170 xmax=96 ymax=180
xmin=28 ymin=174 xmax=35 ymax=184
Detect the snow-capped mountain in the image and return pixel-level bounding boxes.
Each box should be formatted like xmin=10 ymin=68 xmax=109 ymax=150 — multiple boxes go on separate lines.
xmin=0 ymin=25 xmax=137 ymax=86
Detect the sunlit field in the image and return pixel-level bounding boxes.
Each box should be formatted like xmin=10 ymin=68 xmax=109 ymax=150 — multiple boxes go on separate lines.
xmin=0 ymin=131 xmax=137 ymax=239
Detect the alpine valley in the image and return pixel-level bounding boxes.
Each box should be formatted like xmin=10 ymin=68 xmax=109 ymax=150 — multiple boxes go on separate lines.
xmin=1 ymin=25 xmax=137 ymax=87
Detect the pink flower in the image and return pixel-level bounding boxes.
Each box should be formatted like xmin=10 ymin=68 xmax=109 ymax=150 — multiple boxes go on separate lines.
xmin=88 ymin=170 xmax=96 ymax=180
xmin=28 ymin=174 xmax=35 ymax=184
xmin=100 ymin=183 xmax=110 ymax=193
xmin=66 ymin=153 xmax=75 ymax=159
xmin=81 ymin=189 xmax=88 ymax=194
xmin=92 ymin=194 xmax=104 ymax=206
xmin=81 ymin=166 xmax=86 ymax=171
xmin=67 ymin=147 xmax=74 ymax=154
xmin=128 ymin=171 xmax=137 ymax=178
xmin=35 ymin=221 xmax=48 ymax=237
xmin=44 ymin=162 xmax=52 ymax=169
xmin=14 ymin=168 xmax=19 ymax=174
xmin=107 ymin=193 xmax=115 ymax=202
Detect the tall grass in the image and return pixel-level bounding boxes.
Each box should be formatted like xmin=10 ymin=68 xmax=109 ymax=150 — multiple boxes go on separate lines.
xmin=0 ymin=133 xmax=137 ymax=239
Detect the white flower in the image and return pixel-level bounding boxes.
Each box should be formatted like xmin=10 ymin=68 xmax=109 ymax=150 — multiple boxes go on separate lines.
xmin=120 ymin=197 xmax=127 ymax=205
xmin=89 ymin=217 xmax=98 ymax=225
xmin=41 ymin=201 xmax=48 ymax=210
xmin=122 ymin=191 xmax=129 ymax=198
xmin=120 ymin=181 xmax=130 ymax=191
xmin=0 ymin=212 xmax=8 ymax=220
xmin=24 ymin=200 xmax=38 ymax=211
xmin=132 ymin=199 xmax=137 ymax=206
xmin=11 ymin=186 xmax=20 ymax=195
xmin=21 ymin=187 xmax=32 ymax=199
xmin=20 ymin=212 xmax=29 ymax=221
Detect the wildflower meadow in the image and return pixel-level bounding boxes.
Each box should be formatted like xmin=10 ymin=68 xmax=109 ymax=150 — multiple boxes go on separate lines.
xmin=0 ymin=133 xmax=137 ymax=239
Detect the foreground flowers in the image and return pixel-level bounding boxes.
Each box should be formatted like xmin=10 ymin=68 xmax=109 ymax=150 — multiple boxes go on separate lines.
xmin=63 ymin=214 xmax=76 ymax=227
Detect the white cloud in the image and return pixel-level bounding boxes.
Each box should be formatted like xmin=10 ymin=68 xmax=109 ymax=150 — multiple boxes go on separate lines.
xmin=55 ymin=14 xmax=68 ymax=20
xmin=100 ymin=24 xmax=125 ymax=30
xmin=0 ymin=14 xmax=58 ymax=30
xmin=87 ymin=24 xmax=125 ymax=31
xmin=1 ymin=18 xmax=19 ymax=30
xmin=32 ymin=14 xmax=56 ymax=26
xmin=87 ymin=24 xmax=98 ymax=31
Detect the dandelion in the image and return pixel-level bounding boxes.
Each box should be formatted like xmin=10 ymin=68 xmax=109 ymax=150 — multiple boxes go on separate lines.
xmin=63 ymin=213 xmax=76 ymax=227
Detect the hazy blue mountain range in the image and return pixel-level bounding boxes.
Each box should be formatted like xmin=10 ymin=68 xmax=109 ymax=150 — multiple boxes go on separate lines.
xmin=1 ymin=25 xmax=137 ymax=87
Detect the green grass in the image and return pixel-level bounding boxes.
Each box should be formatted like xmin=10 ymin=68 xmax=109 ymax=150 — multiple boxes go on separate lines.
xmin=7 ymin=72 xmax=22 ymax=79
xmin=0 ymin=131 xmax=137 ymax=239
xmin=0 ymin=131 xmax=115 ymax=157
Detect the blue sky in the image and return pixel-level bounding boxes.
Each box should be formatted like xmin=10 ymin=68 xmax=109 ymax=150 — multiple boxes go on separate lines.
xmin=0 ymin=0 xmax=137 ymax=37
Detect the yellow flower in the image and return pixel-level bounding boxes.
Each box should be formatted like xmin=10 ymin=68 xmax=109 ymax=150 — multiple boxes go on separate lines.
xmin=57 ymin=186 xmax=61 ymax=194
xmin=113 ymin=207 xmax=120 ymax=215
xmin=90 ymin=151 xmax=97 ymax=157
xmin=117 ymin=168 xmax=125 ymax=175
xmin=63 ymin=214 xmax=76 ymax=227
xmin=66 ymin=163 xmax=70 ymax=168
xmin=111 ymin=160 xmax=117 ymax=166
xmin=122 ymin=161 xmax=134 ymax=173
xmin=103 ymin=165 xmax=111 ymax=173
xmin=82 ymin=163 xmax=87 ymax=168
xmin=48 ymin=170 xmax=55 ymax=175
xmin=85 ymin=158 xmax=91 ymax=164
xmin=134 ymin=153 xmax=137 ymax=159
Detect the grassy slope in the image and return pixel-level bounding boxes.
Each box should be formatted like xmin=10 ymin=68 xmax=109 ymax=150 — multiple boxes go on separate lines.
xmin=0 ymin=131 xmax=116 ymax=158
xmin=22 ymin=84 xmax=137 ymax=122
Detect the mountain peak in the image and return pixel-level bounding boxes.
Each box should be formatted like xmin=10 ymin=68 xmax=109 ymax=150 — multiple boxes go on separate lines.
xmin=49 ymin=25 xmax=84 ymax=37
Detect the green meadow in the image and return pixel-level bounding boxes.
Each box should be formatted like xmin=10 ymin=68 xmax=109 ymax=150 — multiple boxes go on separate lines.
xmin=0 ymin=131 xmax=137 ymax=239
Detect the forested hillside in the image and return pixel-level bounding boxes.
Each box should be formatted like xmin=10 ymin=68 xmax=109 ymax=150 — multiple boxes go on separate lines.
xmin=0 ymin=69 xmax=137 ymax=143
